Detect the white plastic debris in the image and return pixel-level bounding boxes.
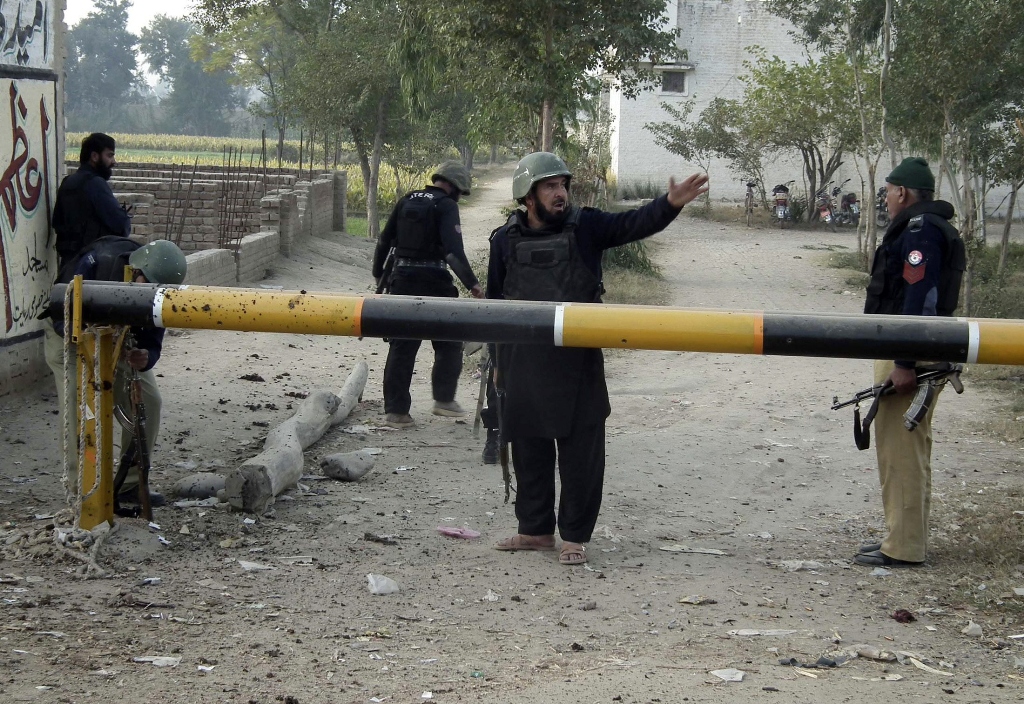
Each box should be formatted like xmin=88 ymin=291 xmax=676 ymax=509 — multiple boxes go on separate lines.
xmin=483 ymin=589 xmax=500 ymax=602
xmin=173 ymin=497 xmax=222 ymax=508
xmin=367 ymin=574 xmax=400 ymax=595
xmin=728 ymin=629 xmax=797 ymax=637
xmin=870 ymin=567 xmax=891 ymax=577
xmin=133 ymin=655 xmax=182 ymax=667
xmin=197 ymin=665 xmax=216 ymax=673
xmin=710 ymin=668 xmax=745 ymax=682
xmin=238 ymin=560 xmax=275 ymax=572
xmin=778 ymin=560 xmax=826 ymax=572
xmin=961 ymin=621 xmax=983 ymax=637
xmin=659 ymin=544 xmax=729 ymax=556
xmin=909 ymin=657 xmax=952 ymax=676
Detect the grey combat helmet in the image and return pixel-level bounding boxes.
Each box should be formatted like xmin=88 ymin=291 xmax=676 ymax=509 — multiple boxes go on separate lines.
xmin=431 ymin=160 xmax=472 ymax=195
xmin=129 ymin=239 xmax=187 ymax=285
xmin=512 ymin=152 xmax=572 ymax=202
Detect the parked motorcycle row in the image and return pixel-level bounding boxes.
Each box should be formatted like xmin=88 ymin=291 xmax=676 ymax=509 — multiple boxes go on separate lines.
xmin=813 ymin=179 xmax=860 ymax=231
xmin=756 ymin=178 xmax=878 ymax=230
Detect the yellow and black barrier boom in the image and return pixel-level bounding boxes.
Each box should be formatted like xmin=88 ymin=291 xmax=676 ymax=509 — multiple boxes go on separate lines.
xmin=50 ymin=281 xmax=1024 ymax=531
xmin=48 ymin=282 xmax=1024 ymax=365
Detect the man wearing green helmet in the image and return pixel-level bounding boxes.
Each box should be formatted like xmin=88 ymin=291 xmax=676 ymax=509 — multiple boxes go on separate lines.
xmin=372 ymin=160 xmax=484 ymax=428
xmin=44 ymin=238 xmax=188 ymax=508
xmin=488 ymin=152 xmax=709 ymax=565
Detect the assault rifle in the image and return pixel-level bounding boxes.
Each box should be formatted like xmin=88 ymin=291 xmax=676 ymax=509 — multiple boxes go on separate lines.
xmin=375 ymin=247 xmax=396 ymax=294
xmin=112 ymin=332 xmax=153 ymax=520
xmin=832 ymin=362 xmax=964 ymax=450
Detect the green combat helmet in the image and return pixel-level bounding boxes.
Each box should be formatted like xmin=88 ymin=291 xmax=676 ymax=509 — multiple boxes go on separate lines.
xmin=432 ymin=160 xmax=472 ymax=195
xmin=129 ymin=239 xmax=188 ymax=285
xmin=512 ymin=152 xmax=572 ymax=201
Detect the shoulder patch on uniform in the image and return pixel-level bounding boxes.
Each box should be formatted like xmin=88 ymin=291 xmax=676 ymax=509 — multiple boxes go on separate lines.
xmin=454 ymin=224 xmax=462 ymax=235
xmin=904 ymin=247 xmax=926 ymax=286
xmin=909 ymin=214 xmax=924 ymax=231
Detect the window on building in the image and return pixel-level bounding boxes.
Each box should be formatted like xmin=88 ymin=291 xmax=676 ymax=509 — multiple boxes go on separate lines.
xmin=660 ymin=70 xmax=687 ymax=95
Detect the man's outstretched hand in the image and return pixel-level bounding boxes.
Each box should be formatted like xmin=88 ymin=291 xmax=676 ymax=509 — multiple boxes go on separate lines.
xmin=667 ymin=173 xmax=710 ymax=209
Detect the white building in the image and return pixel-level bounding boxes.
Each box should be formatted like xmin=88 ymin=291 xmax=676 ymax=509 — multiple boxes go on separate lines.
xmin=608 ymin=0 xmax=812 ymax=201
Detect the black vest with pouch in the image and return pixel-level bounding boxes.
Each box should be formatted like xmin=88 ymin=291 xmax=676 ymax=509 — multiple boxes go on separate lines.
xmin=501 ymin=207 xmax=601 ymax=303
xmin=864 ymin=202 xmax=965 ymax=317
xmin=394 ymin=189 xmax=447 ymax=259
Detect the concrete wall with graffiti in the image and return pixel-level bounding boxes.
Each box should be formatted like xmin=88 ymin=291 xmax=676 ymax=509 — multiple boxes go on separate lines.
xmin=0 ymin=0 xmax=62 ymax=396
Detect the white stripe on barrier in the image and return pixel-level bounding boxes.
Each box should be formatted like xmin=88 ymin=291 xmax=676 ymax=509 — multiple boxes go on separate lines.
xmin=967 ymin=321 xmax=980 ymax=364
xmin=153 ymin=288 xmax=166 ymax=328
xmin=554 ymin=304 xmax=565 ymax=347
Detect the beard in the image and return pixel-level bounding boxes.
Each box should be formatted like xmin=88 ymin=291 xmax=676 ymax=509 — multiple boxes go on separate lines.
xmin=96 ymin=162 xmax=113 ymax=180
xmin=535 ymin=197 xmax=568 ymax=226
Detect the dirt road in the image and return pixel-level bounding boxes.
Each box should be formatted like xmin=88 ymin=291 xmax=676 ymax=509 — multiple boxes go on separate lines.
xmin=2 ymin=171 xmax=1023 ymax=703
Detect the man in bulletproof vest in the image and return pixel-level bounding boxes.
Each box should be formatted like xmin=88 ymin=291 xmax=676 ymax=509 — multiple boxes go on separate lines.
xmin=854 ymin=157 xmax=966 ymax=568
xmin=44 ymin=239 xmax=188 ymax=508
xmin=52 ymin=133 xmax=131 ymax=269
xmin=372 ymin=160 xmax=484 ymax=429
xmin=487 ymin=152 xmax=708 ymax=566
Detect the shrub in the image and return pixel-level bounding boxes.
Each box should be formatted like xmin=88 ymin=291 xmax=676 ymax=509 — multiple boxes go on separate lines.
xmin=616 ymin=179 xmax=664 ymax=201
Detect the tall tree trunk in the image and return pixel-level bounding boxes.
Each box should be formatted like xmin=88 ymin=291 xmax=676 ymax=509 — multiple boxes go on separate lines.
xmin=956 ymin=135 xmax=977 ymax=316
xmin=541 ymin=97 xmax=554 ymax=152
xmin=846 ymin=29 xmax=879 ymax=270
xmin=490 ymin=144 xmax=498 ymax=164
xmin=352 ymin=128 xmax=371 ymax=218
xmin=879 ymin=0 xmax=897 ymax=169
xmin=997 ymin=183 xmax=1019 ymax=276
xmin=541 ymin=11 xmax=555 ymax=152
xmin=367 ymin=97 xmax=387 ymax=241
xmin=277 ymin=125 xmax=285 ymax=169
xmin=299 ymin=128 xmax=304 ymax=171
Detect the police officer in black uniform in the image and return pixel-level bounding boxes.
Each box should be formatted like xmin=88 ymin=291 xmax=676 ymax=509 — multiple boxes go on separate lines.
xmin=487 ymin=152 xmax=708 ymax=566
xmin=52 ymin=133 xmax=131 ymax=270
xmin=854 ymin=157 xmax=965 ymax=568
xmin=372 ymin=161 xmax=484 ymax=428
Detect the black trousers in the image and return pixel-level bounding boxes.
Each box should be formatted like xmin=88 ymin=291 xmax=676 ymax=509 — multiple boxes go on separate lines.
xmin=382 ymin=268 xmax=463 ymax=415
xmin=511 ymin=422 xmax=605 ymax=543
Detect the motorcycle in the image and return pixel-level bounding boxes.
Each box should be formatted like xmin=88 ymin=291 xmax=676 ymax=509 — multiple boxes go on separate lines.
xmin=771 ymin=181 xmax=793 ymax=229
xmin=832 ymin=179 xmax=859 ymax=226
xmin=876 ymin=186 xmax=889 ymax=228
xmin=815 ymin=181 xmax=837 ymax=231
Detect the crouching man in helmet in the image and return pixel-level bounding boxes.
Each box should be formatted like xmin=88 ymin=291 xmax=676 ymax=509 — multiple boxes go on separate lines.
xmin=488 ymin=152 xmax=708 ymax=565
xmin=44 ymin=238 xmax=188 ymax=508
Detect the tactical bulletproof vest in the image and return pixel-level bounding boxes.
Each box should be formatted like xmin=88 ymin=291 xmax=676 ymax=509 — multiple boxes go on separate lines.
xmin=501 ymin=207 xmax=601 ymax=303
xmin=865 ymin=213 xmax=966 ymax=316
xmin=54 ymin=169 xmax=120 ymax=263
xmin=56 ymin=235 xmax=140 ymax=285
xmin=51 ymin=236 xmax=140 ymax=337
xmin=394 ymin=189 xmax=447 ymax=259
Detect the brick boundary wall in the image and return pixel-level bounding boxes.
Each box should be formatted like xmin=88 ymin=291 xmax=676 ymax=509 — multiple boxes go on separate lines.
xmin=3 ymin=165 xmax=347 ymax=397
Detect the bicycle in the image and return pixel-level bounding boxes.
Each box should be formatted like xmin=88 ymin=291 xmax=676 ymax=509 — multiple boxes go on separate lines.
xmin=744 ymin=180 xmax=757 ymax=227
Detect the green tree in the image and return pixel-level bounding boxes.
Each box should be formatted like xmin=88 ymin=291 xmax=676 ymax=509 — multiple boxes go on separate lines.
xmin=65 ymin=0 xmax=142 ymax=131
xmin=196 ymin=8 xmax=300 ymax=163
xmin=887 ymin=0 xmax=1024 ymax=313
xmin=645 ymin=100 xmax=717 ymax=207
xmin=140 ymin=16 xmax=240 ymax=136
xmin=398 ymin=0 xmax=678 ymax=152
